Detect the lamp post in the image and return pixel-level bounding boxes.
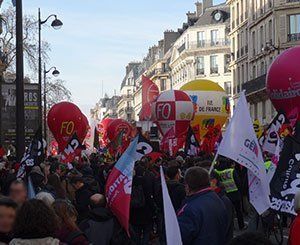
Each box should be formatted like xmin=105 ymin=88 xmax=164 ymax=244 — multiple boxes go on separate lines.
xmin=43 ymin=64 xmax=60 ymax=142
xmin=38 ymin=8 xmax=63 ymax=137
xmin=16 ymin=0 xmax=25 ymax=161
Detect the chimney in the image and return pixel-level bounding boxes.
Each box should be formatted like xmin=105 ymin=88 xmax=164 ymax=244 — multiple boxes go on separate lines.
xmin=203 ymin=0 xmax=213 ymax=12
xmin=195 ymin=2 xmax=203 ymax=17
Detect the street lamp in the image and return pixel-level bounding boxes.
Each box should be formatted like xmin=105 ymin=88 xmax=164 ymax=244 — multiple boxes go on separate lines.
xmin=16 ymin=0 xmax=25 ymax=161
xmin=38 ymin=8 xmax=63 ymax=137
xmin=43 ymin=64 xmax=60 ymax=142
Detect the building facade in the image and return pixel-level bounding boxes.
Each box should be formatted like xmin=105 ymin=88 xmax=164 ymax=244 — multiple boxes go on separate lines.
xmin=228 ymin=0 xmax=300 ymax=125
xmin=170 ymin=1 xmax=232 ymax=96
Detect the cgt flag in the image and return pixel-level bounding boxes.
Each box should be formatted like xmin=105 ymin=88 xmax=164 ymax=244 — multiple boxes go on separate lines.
xmin=105 ymin=134 xmax=153 ymax=235
xmin=17 ymin=128 xmax=46 ymax=178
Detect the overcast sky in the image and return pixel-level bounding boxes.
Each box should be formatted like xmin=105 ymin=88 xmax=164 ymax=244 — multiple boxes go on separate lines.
xmin=3 ymin=0 xmax=224 ymax=116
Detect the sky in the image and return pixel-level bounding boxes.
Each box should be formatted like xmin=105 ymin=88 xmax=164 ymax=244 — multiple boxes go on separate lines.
xmin=3 ymin=0 xmax=224 ymax=116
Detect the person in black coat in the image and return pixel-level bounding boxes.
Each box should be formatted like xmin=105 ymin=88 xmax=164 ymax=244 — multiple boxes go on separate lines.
xmin=70 ymin=176 xmax=94 ymax=223
xmin=130 ymin=161 xmax=157 ymax=245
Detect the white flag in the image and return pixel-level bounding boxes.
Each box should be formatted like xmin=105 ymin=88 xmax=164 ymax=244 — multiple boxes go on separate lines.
xmin=160 ymin=166 xmax=182 ymax=245
xmin=218 ymin=92 xmax=266 ymax=180
xmin=217 ymin=92 xmax=270 ymax=214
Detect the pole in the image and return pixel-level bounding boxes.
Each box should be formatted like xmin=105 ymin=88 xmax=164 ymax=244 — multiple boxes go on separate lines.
xmin=43 ymin=63 xmax=47 ymax=142
xmin=16 ymin=0 xmax=25 ymax=161
xmin=38 ymin=8 xmax=43 ymax=133
xmin=208 ymin=153 xmax=219 ymax=175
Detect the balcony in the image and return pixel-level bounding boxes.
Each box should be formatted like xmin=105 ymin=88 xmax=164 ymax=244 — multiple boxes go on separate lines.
xmin=125 ymin=106 xmax=134 ymax=113
xmin=242 ymin=74 xmax=266 ymax=95
xmin=288 ymin=33 xmax=300 ymax=42
xmin=190 ymin=39 xmax=230 ymax=49
xmin=287 ymin=0 xmax=300 ymax=2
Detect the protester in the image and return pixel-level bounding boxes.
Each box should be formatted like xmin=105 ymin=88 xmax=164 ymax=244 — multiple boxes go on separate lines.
xmin=35 ymin=191 xmax=55 ymax=207
xmin=69 ymin=176 xmax=94 ymax=223
xmin=165 ymin=163 xmax=185 ymax=211
xmin=215 ymin=158 xmax=246 ymax=230
xmin=288 ymin=191 xmax=300 ymax=245
xmin=0 ymin=198 xmax=17 ymax=244
xmin=52 ymin=199 xmax=89 ymax=245
xmin=10 ymin=199 xmax=59 ymax=245
xmin=130 ymin=160 xmax=157 ymax=245
xmin=8 ymin=180 xmax=27 ymax=206
xmin=177 ymin=166 xmax=229 ymax=245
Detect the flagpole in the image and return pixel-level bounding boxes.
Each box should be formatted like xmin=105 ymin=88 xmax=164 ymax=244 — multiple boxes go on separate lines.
xmin=208 ymin=152 xmax=219 ymax=174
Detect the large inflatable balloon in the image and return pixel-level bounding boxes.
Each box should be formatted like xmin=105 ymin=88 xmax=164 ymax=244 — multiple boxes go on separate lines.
xmin=267 ymin=46 xmax=300 ymax=117
xmin=47 ymin=102 xmax=89 ymax=152
xmin=97 ymin=118 xmax=115 ymax=146
xmin=153 ymin=90 xmax=194 ymax=137
xmin=180 ymin=80 xmax=230 ymax=138
xmin=106 ymin=119 xmax=133 ymax=142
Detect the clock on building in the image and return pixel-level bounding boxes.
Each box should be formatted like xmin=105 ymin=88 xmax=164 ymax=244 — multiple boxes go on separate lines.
xmin=214 ymin=11 xmax=222 ymax=22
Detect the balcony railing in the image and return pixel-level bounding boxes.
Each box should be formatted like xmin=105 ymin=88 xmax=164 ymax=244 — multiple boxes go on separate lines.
xmin=210 ymin=67 xmax=219 ymax=74
xmin=288 ymin=33 xmax=300 ymax=42
xmin=178 ymin=43 xmax=186 ymax=53
xmin=190 ymin=39 xmax=230 ymax=49
xmin=287 ymin=0 xmax=300 ymax=2
xmin=242 ymin=74 xmax=266 ymax=95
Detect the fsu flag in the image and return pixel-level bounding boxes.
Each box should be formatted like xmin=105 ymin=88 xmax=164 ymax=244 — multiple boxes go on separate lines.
xmin=139 ymin=75 xmax=159 ymax=121
xmin=105 ymin=134 xmax=153 ymax=235
xmin=60 ymin=133 xmax=85 ymax=163
xmin=185 ymin=126 xmax=200 ymax=156
xmin=17 ymin=128 xmax=46 ymax=178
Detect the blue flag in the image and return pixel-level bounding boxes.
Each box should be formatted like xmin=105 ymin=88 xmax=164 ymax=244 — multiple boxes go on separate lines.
xmin=27 ymin=176 xmax=36 ymax=200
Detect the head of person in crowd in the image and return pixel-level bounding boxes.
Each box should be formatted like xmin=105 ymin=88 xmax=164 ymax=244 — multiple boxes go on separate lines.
xmin=50 ymin=162 xmax=63 ymax=176
xmin=12 ymin=199 xmax=58 ymax=240
xmin=52 ymin=199 xmax=79 ymax=231
xmin=0 ymin=197 xmax=17 ymax=242
xmin=69 ymin=176 xmax=85 ymax=190
xmin=36 ymin=192 xmax=55 ymax=207
xmin=184 ymin=167 xmax=210 ymax=196
xmin=9 ymin=179 xmax=27 ymax=206
xmin=89 ymin=193 xmax=106 ymax=209
xmin=166 ymin=163 xmax=181 ymax=181
xmin=229 ymin=232 xmax=273 ymax=245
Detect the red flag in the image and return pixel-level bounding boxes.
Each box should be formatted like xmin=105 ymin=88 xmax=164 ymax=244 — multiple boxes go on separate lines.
xmin=139 ymin=75 xmax=159 ymax=121
xmin=161 ymin=127 xmax=185 ymax=156
xmin=60 ymin=133 xmax=85 ymax=163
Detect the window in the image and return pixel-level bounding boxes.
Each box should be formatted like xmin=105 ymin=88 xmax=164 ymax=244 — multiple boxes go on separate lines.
xmin=252 ymin=31 xmax=256 ymax=56
xmin=260 ymin=61 xmax=265 ymax=75
xmin=268 ymin=19 xmax=273 ymax=43
xmin=232 ymin=37 xmax=236 ymax=60
xmin=197 ymin=31 xmax=205 ymax=47
xmin=241 ymin=0 xmax=244 ymax=22
xmin=252 ymin=65 xmax=256 ymax=79
xmin=237 ymin=3 xmax=240 ymax=25
xmin=127 ymin=89 xmax=131 ymax=97
xmin=241 ymin=64 xmax=244 ymax=83
xmin=211 ymin=30 xmax=219 ymax=46
xmin=262 ymin=100 xmax=266 ymax=120
xmin=260 ymin=26 xmax=264 ymax=51
xmin=210 ymin=55 xmax=218 ymax=74
xmin=196 ymin=56 xmax=204 ymax=75
xmin=224 ymin=82 xmax=232 ymax=96
xmin=232 ymin=6 xmax=235 ymax=28
xmin=289 ymin=14 xmax=300 ymax=41
xmin=224 ymin=54 xmax=231 ymax=73
xmin=237 ymin=66 xmax=240 ymax=92
xmin=254 ymin=103 xmax=258 ymax=120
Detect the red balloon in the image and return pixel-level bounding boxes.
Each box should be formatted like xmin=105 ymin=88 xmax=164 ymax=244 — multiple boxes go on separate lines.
xmin=47 ymin=102 xmax=89 ymax=152
xmin=153 ymin=90 xmax=194 ymax=137
xmin=106 ymin=119 xmax=133 ymax=142
xmin=267 ymin=46 xmax=300 ymax=116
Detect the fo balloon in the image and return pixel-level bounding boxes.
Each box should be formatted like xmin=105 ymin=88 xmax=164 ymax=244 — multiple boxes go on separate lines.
xmin=267 ymin=46 xmax=300 ymax=117
xmin=47 ymin=102 xmax=89 ymax=152
xmin=153 ymin=90 xmax=194 ymax=137
xmin=180 ymin=80 xmax=230 ymax=138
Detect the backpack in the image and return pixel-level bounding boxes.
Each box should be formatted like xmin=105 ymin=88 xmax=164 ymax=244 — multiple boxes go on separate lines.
xmin=130 ymin=184 xmax=146 ymax=208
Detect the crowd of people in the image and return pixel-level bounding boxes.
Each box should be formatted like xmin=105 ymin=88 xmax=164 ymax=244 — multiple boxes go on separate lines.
xmin=0 ymin=151 xmax=298 ymax=244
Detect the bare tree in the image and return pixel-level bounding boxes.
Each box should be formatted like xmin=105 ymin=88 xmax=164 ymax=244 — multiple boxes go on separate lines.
xmin=45 ymin=78 xmax=72 ymax=109
xmin=0 ymin=6 xmax=50 ymax=76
